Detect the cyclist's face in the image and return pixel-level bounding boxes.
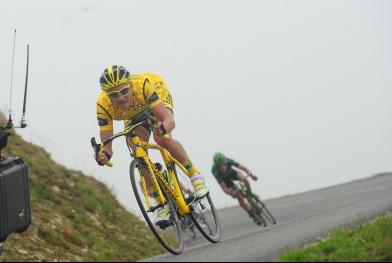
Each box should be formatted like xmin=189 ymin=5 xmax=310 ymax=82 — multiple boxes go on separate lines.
xmin=108 ymin=83 xmax=132 ymax=109
xmin=219 ymin=163 xmax=228 ymax=173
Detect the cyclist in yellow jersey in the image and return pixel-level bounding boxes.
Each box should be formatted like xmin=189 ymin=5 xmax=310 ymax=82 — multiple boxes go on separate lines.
xmin=94 ymin=65 xmax=208 ymax=223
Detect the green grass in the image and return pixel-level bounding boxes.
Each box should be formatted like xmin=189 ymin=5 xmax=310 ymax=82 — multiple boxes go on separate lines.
xmin=276 ymin=213 xmax=392 ymax=262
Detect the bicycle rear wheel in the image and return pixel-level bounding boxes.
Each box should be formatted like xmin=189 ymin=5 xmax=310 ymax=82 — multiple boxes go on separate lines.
xmin=258 ymin=201 xmax=276 ymax=225
xmin=242 ymin=192 xmax=266 ymax=226
xmin=189 ymin=193 xmax=221 ymax=243
xmin=171 ymin=163 xmax=221 ymax=243
xmin=130 ymin=158 xmax=184 ymax=255
xmin=251 ymin=194 xmax=276 ymax=225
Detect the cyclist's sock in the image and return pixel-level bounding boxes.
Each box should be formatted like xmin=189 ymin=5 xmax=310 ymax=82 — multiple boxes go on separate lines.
xmin=182 ymin=158 xmax=200 ymax=176
xmin=150 ymin=185 xmax=165 ymax=204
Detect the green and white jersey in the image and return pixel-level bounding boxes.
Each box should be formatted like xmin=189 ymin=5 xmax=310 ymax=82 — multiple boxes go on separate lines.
xmin=212 ymin=158 xmax=240 ymax=185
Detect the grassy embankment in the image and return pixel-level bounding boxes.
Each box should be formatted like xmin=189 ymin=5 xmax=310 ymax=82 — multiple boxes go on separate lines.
xmin=0 ymin=113 xmax=165 ymax=261
xmin=277 ymin=212 xmax=392 ymax=262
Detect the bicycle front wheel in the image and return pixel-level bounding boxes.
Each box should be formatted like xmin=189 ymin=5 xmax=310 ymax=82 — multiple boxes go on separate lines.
xmin=130 ymin=158 xmax=184 ymax=255
xmin=171 ymin=163 xmax=221 ymax=243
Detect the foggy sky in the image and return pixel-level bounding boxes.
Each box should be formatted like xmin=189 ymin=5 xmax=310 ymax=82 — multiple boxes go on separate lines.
xmin=1 ymin=0 xmax=391 ymax=213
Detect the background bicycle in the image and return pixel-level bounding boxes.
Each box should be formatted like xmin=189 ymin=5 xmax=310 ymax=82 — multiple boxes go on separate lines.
xmin=232 ymin=178 xmax=276 ymax=226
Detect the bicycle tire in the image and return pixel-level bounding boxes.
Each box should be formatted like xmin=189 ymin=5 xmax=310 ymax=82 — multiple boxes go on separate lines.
xmin=190 ymin=193 xmax=221 ymax=243
xmin=171 ymin=163 xmax=221 ymax=243
xmin=248 ymin=192 xmax=276 ymax=225
xmin=130 ymin=158 xmax=184 ymax=255
xmin=257 ymin=200 xmax=276 ymax=225
xmin=243 ymin=191 xmax=267 ymax=226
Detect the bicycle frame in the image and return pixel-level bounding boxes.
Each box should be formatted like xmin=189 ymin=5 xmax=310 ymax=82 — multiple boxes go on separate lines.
xmin=130 ymin=135 xmax=191 ymax=216
xmin=232 ymin=180 xmax=246 ymax=193
xmin=231 ymin=182 xmax=254 ymax=211
xmin=92 ymin=118 xmax=192 ymax=216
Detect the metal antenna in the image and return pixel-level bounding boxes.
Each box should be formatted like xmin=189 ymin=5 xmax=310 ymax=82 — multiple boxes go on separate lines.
xmin=20 ymin=44 xmax=29 ymax=128
xmin=6 ymin=29 xmax=17 ymax=129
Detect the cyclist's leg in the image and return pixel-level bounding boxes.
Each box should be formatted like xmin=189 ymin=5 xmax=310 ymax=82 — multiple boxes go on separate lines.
xmin=237 ymin=174 xmax=253 ymax=193
xmin=153 ymin=121 xmax=199 ymax=175
xmin=230 ymin=177 xmax=259 ymax=222
xmin=233 ymin=191 xmax=251 ymax=213
xmin=227 ymin=179 xmax=251 ymax=213
xmin=152 ymin=109 xmax=207 ymax=197
xmin=233 ymin=191 xmax=261 ymax=224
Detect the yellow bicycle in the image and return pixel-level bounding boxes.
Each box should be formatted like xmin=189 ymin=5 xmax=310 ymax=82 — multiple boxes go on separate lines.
xmin=91 ymin=114 xmax=221 ymax=255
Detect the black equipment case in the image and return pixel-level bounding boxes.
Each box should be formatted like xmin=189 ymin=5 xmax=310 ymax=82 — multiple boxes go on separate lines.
xmin=0 ymin=157 xmax=31 ymax=242
xmin=0 ymin=130 xmax=8 ymax=150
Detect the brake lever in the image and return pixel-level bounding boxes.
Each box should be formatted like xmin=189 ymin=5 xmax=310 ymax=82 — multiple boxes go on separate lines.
xmin=91 ymin=137 xmax=113 ymax=167
xmin=91 ymin=137 xmax=101 ymax=153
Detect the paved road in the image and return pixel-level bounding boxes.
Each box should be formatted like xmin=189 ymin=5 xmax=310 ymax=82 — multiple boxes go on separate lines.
xmin=142 ymin=173 xmax=392 ymax=262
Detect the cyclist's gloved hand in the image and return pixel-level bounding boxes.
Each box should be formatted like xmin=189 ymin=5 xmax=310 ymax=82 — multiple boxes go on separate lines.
xmin=249 ymin=173 xmax=258 ymax=181
xmin=94 ymin=150 xmax=112 ymax=166
xmin=152 ymin=121 xmax=167 ymax=136
xmin=228 ymin=189 xmax=237 ymax=198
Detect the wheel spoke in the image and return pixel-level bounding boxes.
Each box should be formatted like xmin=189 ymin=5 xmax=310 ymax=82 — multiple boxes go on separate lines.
xmin=130 ymin=159 xmax=184 ymax=255
xmin=190 ymin=194 xmax=221 ymax=243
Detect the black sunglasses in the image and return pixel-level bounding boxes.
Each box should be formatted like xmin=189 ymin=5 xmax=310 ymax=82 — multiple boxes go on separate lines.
xmin=108 ymin=85 xmax=130 ymax=98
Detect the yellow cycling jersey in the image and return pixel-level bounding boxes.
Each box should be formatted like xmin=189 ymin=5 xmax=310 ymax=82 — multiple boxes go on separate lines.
xmin=96 ymin=73 xmax=174 ymax=131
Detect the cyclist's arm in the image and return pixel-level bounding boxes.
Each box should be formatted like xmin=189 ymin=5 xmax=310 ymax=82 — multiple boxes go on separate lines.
xmin=237 ymin=163 xmax=252 ymax=175
xmin=151 ymin=103 xmax=175 ymax=134
xmin=100 ymin=130 xmax=113 ymax=155
xmin=237 ymin=163 xmax=258 ymax=180
xmin=96 ymin=97 xmax=115 ymax=164
xmin=95 ymin=130 xmax=113 ymax=165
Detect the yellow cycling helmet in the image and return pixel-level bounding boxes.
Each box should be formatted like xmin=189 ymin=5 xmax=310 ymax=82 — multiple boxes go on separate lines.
xmin=99 ymin=65 xmax=131 ymax=91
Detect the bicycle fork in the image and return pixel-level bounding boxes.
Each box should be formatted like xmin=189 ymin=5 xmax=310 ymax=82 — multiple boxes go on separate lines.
xmin=131 ymin=136 xmax=191 ymax=216
xmin=139 ymin=157 xmax=190 ymax=216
